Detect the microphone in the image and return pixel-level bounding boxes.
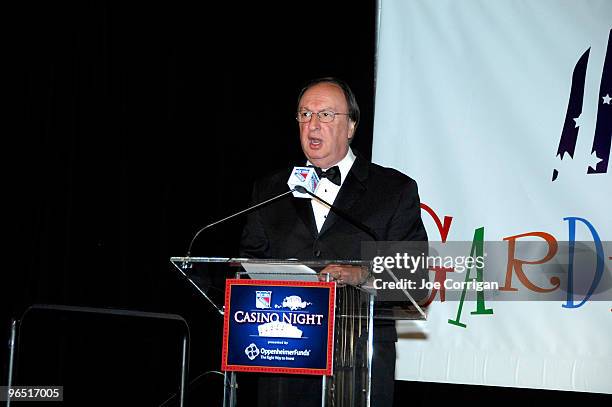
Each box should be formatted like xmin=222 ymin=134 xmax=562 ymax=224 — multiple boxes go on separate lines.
xmin=187 ymin=165 xmax=318 ymax=256
xmin=287 ymin=166 xmax=320 ymax=198
xmin=181 ymin=188 xmax=295 ymax=316
xmin=293 ymin=185 xmax=380 ymax=241
xmin=186 ymin=188 xmax=296 ymax=257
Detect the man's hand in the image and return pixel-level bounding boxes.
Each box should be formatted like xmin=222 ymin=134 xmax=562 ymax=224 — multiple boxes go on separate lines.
xmin=318 ymin=264 xmax=368 ymax=286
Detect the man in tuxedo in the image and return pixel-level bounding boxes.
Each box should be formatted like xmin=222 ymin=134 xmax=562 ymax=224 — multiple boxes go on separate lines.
xmin=240 ymin=77 xmax=427 ymax=407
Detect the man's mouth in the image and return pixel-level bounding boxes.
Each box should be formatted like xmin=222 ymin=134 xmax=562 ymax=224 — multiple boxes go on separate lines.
xmin=309 ymin=137 xmax=322 ymax=148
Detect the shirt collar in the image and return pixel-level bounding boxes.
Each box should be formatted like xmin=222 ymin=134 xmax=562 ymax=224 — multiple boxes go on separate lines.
xmin=306 ymin=148 xmax=356 ymax=185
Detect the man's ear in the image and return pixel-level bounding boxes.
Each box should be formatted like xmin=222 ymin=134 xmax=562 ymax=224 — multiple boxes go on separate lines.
xmin=348 ymin=120 xmax=356 ymax=140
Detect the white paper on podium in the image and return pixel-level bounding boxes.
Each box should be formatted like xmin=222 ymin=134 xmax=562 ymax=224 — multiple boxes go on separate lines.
xmin=241 ymin=263 xmax=319 ymax=282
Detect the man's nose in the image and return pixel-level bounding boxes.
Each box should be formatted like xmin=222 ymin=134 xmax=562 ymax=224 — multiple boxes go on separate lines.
xmin=308 ymin=113 xmax=321 ymax=130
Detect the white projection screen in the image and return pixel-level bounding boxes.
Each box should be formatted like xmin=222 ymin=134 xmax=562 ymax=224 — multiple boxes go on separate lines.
xmin=373 ymin=0 xmax=611 ymax=394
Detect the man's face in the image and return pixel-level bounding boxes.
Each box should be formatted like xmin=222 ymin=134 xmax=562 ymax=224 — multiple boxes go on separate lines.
xmin=298 ymin=83 xmax=355 ymax=169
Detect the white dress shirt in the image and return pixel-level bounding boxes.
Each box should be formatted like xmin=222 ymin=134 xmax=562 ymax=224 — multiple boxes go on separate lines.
xmin=307 ymin=148 xmax=356 ymax=232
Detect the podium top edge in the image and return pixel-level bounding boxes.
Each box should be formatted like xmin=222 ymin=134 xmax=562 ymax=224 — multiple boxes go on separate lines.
xmin=170 ymin=257 xmax=371 ymax=266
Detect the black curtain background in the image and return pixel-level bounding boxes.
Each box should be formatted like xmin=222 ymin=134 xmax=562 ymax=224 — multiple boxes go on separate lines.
xmin=5 ymin=1 xmax=609 ymax=405
xmin=5 ymin=1 xmax=376 ymax=405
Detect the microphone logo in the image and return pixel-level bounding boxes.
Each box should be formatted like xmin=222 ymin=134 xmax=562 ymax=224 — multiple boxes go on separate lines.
xmin=293 ymin=168 xmax=313 ymax=182
xmin=287 ymin=166 xmax=320 ymax=198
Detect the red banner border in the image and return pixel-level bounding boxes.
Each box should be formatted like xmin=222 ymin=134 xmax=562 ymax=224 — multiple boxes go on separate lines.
xmin=221 ymin=279 xmax=336 ymax=376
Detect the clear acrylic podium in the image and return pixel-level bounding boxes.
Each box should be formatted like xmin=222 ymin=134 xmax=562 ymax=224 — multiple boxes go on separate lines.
xmin=170 ymin=256 xmax=426 ymax=407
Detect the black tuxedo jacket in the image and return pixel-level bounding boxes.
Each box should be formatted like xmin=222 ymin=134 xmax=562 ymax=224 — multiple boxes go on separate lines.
xmin=240 ymin=153 xmax=428 ymax=341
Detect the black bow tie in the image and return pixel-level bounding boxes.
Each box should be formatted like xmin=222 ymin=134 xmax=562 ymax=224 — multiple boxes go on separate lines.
xmin=311 ymin=165 xmax=341 ymax=186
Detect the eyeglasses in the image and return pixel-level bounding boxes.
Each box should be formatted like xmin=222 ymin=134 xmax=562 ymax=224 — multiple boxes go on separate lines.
xmin=296 ymin=110 xmax=350 ymax=123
